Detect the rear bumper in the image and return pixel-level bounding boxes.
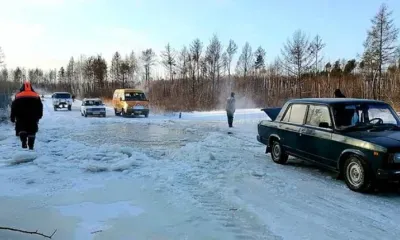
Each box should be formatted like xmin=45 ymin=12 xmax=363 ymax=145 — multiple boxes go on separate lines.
xmin=376 ymin=169 xmax=400 ymax=180
xmin=54 ymin=103 xmax=71 ymax=107
xmin=86 ymin=111 xmax=106 ymax=116
xmin=126 ymin=109 xmax=149 ymax=115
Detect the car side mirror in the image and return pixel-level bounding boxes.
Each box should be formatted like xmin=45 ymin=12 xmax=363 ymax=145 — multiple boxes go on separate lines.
xmin=319 ymin=122 xmax=330 ymax=128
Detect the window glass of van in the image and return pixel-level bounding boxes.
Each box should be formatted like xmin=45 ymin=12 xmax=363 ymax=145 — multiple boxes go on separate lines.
xmin=124 ymin=92 xmax=146 ymax=101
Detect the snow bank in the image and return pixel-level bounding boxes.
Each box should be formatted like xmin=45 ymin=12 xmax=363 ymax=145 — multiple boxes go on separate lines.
xmin=9 ymin=151 xmax=37 ymax=165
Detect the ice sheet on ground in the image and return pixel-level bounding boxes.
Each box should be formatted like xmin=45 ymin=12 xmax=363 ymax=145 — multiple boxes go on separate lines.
xmin=56 ymin=201 xmax=144 ymax=240
xmin=0 ymin=97 xmax=400 ymax=240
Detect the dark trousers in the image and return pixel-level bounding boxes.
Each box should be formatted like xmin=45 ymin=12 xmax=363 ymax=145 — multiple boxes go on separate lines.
xmin=227 ymin=112 xmax=234 ymax=127
xmin=16 ymin=120 xmax=38 ymax=150
xmin=19 ymin=131 xmax=36 ymax=150
xmin=15 ymin=121 xmax=20 ymax=136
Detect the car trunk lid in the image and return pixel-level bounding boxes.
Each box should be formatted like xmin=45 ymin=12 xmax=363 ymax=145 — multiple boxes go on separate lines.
xmin=261 ymin=107 xmax=282 ymax=121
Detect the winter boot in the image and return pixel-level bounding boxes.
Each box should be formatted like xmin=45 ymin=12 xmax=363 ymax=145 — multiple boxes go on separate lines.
xmin=28 ymin=136 xmax=35 ymax=150
xmin=19 ymin=131 xmax=27 ymax=149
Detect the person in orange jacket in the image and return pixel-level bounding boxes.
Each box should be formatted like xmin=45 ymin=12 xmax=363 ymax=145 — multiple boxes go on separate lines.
xmin=10 ymin=81 xmax=43 ymax=150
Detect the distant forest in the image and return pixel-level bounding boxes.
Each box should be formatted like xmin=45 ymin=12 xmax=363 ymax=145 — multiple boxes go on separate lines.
xmin=1 ymin=3 xmax=400 ymax=111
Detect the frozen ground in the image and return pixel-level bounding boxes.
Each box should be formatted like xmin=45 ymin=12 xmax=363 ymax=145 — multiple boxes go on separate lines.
xmin=0 ymin=96 xmax=400 ymax=240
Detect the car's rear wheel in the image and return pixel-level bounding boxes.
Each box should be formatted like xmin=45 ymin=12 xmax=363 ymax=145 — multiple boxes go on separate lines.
xmin=271 ymin=140 xmax=288 ymax=164
xmin=344 ymin=155 xmax=374 ymax=192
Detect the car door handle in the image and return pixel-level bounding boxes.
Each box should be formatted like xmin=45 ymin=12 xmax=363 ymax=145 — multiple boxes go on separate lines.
xmin=299 ymin=128 xmax=307 ymax=136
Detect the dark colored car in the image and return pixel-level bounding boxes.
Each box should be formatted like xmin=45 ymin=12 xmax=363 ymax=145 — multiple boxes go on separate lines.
xmin=257 ymin=98 xmax=400 ymax=193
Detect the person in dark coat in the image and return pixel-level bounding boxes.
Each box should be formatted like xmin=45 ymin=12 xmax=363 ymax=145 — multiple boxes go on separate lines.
xmin=10 ymin=81 xmax=43 ymax=150
xmin=225 ymin=92 xmax=236 ymax=128
xmin=334 ymin=89 xmax=346 ymax=98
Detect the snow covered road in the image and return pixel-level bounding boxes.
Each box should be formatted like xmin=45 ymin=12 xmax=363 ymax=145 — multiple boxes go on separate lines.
xmin=1 ymin=97 xmax=400 ymax=240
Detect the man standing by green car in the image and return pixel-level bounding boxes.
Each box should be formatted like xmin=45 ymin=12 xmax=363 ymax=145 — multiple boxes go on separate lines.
xmin=226 ymin=92 xmax=236 ymax=128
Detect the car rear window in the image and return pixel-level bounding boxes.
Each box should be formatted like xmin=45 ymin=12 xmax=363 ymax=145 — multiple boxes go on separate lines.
xmin=84 ymin=100 xmax=102 ymax=106
xmin=54 ymin=93 xmax=71 ymax=98
xmin=281 ymin=104 xmax=307 ymax=124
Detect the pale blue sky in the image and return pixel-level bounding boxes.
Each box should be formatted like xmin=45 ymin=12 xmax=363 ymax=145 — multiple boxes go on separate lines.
xmin=0 ymin=0 xmax=399 ymax=73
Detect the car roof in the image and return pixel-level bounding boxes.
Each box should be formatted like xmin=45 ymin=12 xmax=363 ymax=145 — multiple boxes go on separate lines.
xmin=115 ymin=89 xmax=144 ymax=92
xmin=287 ymin=98 xmax=387 ymax=105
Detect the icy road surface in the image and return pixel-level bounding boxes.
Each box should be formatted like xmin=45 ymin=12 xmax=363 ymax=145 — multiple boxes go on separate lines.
xmin=0 ymin=97 xmax=400 ymax=240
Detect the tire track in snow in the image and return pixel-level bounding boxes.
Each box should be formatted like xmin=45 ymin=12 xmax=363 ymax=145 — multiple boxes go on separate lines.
xmin=171 ymin=171 xmax=281 ymax=240
xmin=154 ymin=130 xmax=280 ymax=239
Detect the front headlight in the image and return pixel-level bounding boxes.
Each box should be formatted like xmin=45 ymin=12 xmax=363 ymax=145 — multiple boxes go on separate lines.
xmin=393 ymin=153 xmax=400 ymax=163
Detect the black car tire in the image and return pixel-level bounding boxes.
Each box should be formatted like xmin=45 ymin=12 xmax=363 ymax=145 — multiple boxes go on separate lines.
xmin=271 ymin=140 xmax=288 ymax=164
xmin=114 ymin=108 xmax=121 ymax=116
xmin=344 ymin=155 xmax=374 ymax=192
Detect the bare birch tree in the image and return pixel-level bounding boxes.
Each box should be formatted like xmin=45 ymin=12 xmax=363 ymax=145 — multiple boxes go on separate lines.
xmin=0 ymin=47 xmax=5 ymax=68
xmin=236 ymin=42 xmax=252 ymax=80
xmin=190 ymin=38 xmax=203 ymax=82
xmin=225 ymin=39 xmax=238 ymax=81
xmin=280 ymin=29 xmax=314 ymax=97
xmin=140 ymin=48 xmax=156 ymax=87
xmin=309 ymin=35 xmax=326 ymax=74
xmin=161 ymin=43 xmax=177 ymax=82
xmin=363 ymin=3 xmax=399 ymax=99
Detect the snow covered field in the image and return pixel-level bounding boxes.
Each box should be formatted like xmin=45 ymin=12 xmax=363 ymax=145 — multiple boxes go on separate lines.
xmin=1 ymin=97 xmax=400 ymax=240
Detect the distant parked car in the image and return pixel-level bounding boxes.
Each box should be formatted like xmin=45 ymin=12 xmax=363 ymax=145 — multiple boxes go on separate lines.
xmin=52 ymin=92 xmax=72 ymax=111
xmin=80 ymin=98 xmax=106 ymax=117
xmin=257 ymin=98 xmax=400 ymax=193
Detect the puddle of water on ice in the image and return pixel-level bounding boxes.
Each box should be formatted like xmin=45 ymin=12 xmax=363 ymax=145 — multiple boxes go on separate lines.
xmin=71 ymin=122 xmax=209 ymax=149
xmin=56 ymin=201 xmax=144 ymax=240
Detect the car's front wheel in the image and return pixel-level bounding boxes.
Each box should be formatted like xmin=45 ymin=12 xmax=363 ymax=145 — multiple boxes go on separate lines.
xmin=271 ymin=140 xmax=288 ymax=164
xmin=344 ymin=155 xmax=374 ymax=192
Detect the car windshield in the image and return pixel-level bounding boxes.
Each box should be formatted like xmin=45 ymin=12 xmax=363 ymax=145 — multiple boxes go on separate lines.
xmin=332 ymin=102 xmax=400 ymax=131
xmin=55 ymin=93 xmax=71 ymax=98
xmin=84 ymin=100 xmax=102 ymax=106
xmin=124 ymin=92 xmax=146 ymax=101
